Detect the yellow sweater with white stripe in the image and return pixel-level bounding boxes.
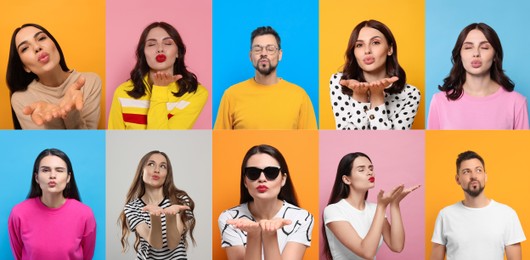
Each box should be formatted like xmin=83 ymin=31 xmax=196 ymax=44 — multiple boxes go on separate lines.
xmin=108 ymin=77 xmax=208 ymax=129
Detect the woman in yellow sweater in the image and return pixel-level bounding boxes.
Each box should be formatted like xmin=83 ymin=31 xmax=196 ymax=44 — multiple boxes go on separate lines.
xmin=108 ymin=22 xmax=208 ymax=129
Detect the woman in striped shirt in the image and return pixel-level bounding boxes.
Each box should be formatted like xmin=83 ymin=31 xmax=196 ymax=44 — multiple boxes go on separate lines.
xmin=119 ymin=150 xmax=196 ymax=259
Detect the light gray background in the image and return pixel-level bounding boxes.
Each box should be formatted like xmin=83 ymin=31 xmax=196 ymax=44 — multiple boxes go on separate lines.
xmin=106 ymin=131 xmax=212 ymax=259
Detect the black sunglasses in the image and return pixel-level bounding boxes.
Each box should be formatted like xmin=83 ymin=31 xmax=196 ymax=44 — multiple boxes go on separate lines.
xmin=244 ymin=166 xmax=281 ymax=181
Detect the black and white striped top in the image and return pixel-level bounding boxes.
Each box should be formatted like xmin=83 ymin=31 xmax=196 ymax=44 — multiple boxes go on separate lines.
xmin=124 ymin=196 xmax=193 ymax=260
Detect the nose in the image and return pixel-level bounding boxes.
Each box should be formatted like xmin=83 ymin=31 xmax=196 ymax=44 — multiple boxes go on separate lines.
xmin=49 ymin=170 xmax=57 ymax=179
xmin=364 ymin=44 xmax=371 ymax=54
xmin=473 ymin=48 xmax=480 ymax=58
xmin=157 ymin=43 xmax=164 ymax=53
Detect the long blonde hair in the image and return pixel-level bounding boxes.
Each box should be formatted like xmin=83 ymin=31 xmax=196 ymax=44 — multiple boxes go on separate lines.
xmin=118 ymin=150 xmax=196 ymax=252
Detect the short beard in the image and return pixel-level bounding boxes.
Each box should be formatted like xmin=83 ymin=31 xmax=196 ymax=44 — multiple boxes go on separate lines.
xmin=254 ymin=60 xmax=277 ymax=76
xmin=463 ymin=184 xmax=485 ymax=197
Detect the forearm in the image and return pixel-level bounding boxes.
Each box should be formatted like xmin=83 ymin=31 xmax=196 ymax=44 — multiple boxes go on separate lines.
xmin=244 ymin=231 xmax=262 ymax=260
xmin=388 ymin=204 xmax=405 ymax=252
xmin=360 ymin=206 xmax=387 ymax=258
xmin=148 ymin=215 xmax=164 ymax=249
xmin=262 ymin=232 xmax=281 ymax=260
xmin=165 ymin=213 xmax=185 ymax=250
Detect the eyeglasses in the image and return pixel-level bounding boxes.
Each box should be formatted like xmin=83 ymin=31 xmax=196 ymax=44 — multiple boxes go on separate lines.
xmin=244 ymin=166 xmax=281 ymax=181
xmin=251 ymin=45 xmax=279 ymax=55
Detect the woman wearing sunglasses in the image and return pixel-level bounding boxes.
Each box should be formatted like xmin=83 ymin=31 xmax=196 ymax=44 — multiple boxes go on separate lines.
xmin=218 ymin=144 xmax=314 ymax=260
xmin=118 ymin=150 xmax=196 ymax=259
xmin=322 ymin=152 xmax=419 ymax=259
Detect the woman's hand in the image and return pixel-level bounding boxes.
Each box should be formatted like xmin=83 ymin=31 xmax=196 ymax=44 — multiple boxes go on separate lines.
xmin=339 ymin=79 xmax=369 ymax=102
xmin=141 ymin=205 xmax=165 ymax=217
xmin=151 ymin=71 xmax=183 ymax=86
xmin=22 ymin=101 xmax=62 ymax=125
xmin=163 ymin=204 xmax=190 ymax=216
xmin=377 ymin=185 xmax=405 ymax=207
xmin=367 ymin=76 xmax=399 ymax=107
xmin=392 ymin=184 xmax=421 ymax=205
xmin=259 ymin=218 xmax=292 ymax=236
xmin=58 ymin=76 xmax=86 ymax=116
xmin=227 ymin=218 xmax=261 ymax=235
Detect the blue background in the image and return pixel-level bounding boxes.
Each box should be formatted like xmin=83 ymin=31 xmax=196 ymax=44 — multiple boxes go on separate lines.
xmin=212 ymin=0 xmax=319 ymax=126
xmin=0 ymin=131 xmax=106 ymax=260
xmin=425 ymin=0 xmax=530 ymax=124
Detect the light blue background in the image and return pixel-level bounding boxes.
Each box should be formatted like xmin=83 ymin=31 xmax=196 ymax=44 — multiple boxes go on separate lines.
xmin=212 ymin=0 xmax=319 ymax=126
xmin=0 ymin=130 xmax=106 ymax=260
xmin=425 ymin=0 xmax=530 ymax=123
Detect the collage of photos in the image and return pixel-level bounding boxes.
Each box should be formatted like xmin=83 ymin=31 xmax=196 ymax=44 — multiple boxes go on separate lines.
xmin=0 ymin=0 xmax=529 ymax=259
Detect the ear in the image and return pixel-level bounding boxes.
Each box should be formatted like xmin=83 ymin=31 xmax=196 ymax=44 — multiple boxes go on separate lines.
xmin=24 ymin=65 xmax=31 ymax=73
xmin=455 ymin=174 xmax=460 ymax=185
xmin=342 ymin=175 xmax=351 ymax=185
xmin=388 ymin=45 xmax=394 ymax=56
xmin=67 ymin=172 xmax=71 ymax=184
xmin=34 ymin=173 xmax=39 ymax=184
xmin=281 ymin=173 xmax=287 ymax=187
xmin=278 ymin=49 xmax=283 ymax=61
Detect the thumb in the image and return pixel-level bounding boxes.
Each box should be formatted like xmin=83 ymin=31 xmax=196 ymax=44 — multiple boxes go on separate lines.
xmin=282 ymin=219 xmax=292 ymax=225
xmin=23 ymin=104 xmax=36 ymax=115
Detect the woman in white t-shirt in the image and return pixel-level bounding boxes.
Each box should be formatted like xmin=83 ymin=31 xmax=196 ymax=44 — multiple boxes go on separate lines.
xmin=323 ymin=152 xmax=419 ymax=259
xmin=218 ymin=144 xmax=314 ymax=260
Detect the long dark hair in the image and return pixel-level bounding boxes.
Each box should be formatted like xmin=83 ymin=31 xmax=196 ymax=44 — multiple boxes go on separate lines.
xmin=119 ymin=151 xmax=196 ymax=253
xmin=239 ymin=144 xmax=299 ymax=206
xmin=28 ymin=148 xmax=81 ymax=201
xmin=342 ymin=20 xmax=406 ymax=95
xmin=6 ymin=24 xmax=69 ymax=129
xmin=439 ymin=23 xmax=514 ymax=100
xmin=127 ymin=21 xmax=198 ymax=99
xmin=323 ymin=152 xmax=371 ymax=259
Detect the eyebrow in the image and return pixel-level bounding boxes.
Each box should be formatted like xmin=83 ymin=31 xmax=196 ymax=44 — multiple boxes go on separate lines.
xmin=146 ymin=36 xmax=173 ymax=42
xmin=463 ymin=41 xmax=490 ymax=45
xmin=356 ymin=36 xmax=382 ymax=42
xmin=40 ymin=166 xmax=66 ymax=170
xmin=17 ymin=31 xmax=45 ymax=49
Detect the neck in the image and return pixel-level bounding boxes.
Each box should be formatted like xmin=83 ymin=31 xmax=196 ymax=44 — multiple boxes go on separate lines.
xmin=462 ymin=192 xmax=490 ymax=208
xmin=463 ymin=74 xmax=500 ymax=97
xmin=254 ymin=71 xmax=279 ymax=85
xmin=37 ymin=67 xmax=70 ymax=87
xmin=362 ymin=68 xmax=387 ymax=83
xmin=248 ymin=199 xmax=283 ymax=220
xmin=142 ymin=186 xmax=165 ymax=205
xmin=40 ymin=193 xmax=66 ymax=208
xmin=344 ymin=188 xmax=367 ymax=210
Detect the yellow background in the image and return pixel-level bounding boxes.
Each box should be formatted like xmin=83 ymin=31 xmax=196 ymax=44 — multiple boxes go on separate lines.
xmin=319 ymin=0 xmax=425 ymax=129
xmin=212 ymin=130 xmax=319 ymax=260
xmin=425 ymin=130 xmax=530 ymax=258
xmin=0 ymin=0 xmax=106 ymax=129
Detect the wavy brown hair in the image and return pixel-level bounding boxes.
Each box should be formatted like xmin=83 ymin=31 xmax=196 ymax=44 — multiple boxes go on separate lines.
xmin=439 ymin=23 xmax=514 ymax=100
xmin=341 ymin=20 xmax=406 ymax=95
xmin=118 ymin=150 xmax=196 ymax=253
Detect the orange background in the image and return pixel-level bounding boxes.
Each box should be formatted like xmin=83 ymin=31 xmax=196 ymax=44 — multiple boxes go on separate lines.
xmin=212 ymin=130 xmax=319 ymax=259
xmin=319 ymin=0 xmax=425 ymax=129
xmin=0 ymin=0 xmax=106 ymax=129
xmin=425 ymin=130 xmax=530 ymax=258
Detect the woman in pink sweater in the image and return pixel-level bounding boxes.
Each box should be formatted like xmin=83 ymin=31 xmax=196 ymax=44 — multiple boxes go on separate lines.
xmin=8 ymin=148 xmax=96 ymax=260
xmin=428 ymin=23 xmax=529 ymax=129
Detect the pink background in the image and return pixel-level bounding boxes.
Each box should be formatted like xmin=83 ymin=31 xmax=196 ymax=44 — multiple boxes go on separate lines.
xmin=105 ymin=0 xmax=212 ymax=129
xmin=319 ymin=130 xmax=425 ymax=259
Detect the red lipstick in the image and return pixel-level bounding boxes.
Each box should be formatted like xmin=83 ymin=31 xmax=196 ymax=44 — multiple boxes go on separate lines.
xmin=369 ymin=177 xmax=375 ymax=183
xmin=156 ymin=54 xmax=166 ymax=62
xmin=257 ymin=185 xmax=268 ymax=193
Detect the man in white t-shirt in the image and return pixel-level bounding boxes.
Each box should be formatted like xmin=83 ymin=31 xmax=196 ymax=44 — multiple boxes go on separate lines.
xmin=431 ymin=151 xmax=526 ymax=260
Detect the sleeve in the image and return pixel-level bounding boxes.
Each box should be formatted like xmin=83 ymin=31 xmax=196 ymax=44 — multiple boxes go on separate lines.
xmin=10 ymin=92 xmax=42 ymax=129
xmin=145 ymin=84 xmax=172 ymax=129
xmin=75 ymin=73 xmax=102 ymax=129
xmin=367 ymin=85 xmax=421 ymax=130
xmin=107 ymin=86 xmax=126 ymax=129
xmin=214 ymin=90 xmax=233 ymax=129
xmin=427 ymin=93 xmax=441 ymax=130
xmin=513 ymin=96 xmax=529 ymax=130
xmin=8 ymin=210 xmax=23 ymax=260
xmin=165 ymin=84 xmax=208 ymax=129
xmin=297 ymin=91 xmax=317 ymax=129
xmin=82 ymin=209 xmax=97 ymax=260
xmin=504 ymin=208 xmax=526 ymax=246
xmin=124 ymin=203 xmax=143 ymax=232
xmin=329 ymin=73 xmax=371 ymax=130
xmin=431 ymin=211 xmax=446 ymax=245
xmin=218 ymin=210 xmax=244 ymax=247
xmin=323 ymin=204 xmax=348 ymax=224
xmin=286 ymin=210 xmax=313 ymax=247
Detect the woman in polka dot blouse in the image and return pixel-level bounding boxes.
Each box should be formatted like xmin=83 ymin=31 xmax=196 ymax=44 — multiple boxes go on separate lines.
xmin=329 ymin=20 xmax=420 ymax=130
